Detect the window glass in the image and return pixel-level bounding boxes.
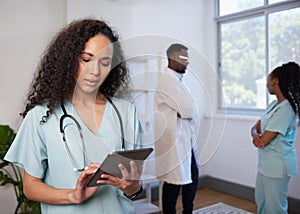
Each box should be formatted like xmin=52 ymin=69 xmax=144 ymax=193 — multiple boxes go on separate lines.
xmin=268 ymin=7 xmax=300 ymax=104
xmin=219 ymin=0 xmax=263 ymax=16
xmin=220 ymin=16 xmax=266 ymax=109
xmin=218 ymin=0 xmax=300 ymax=114
xmin=269 ymin=7 xmax=300 ymax=70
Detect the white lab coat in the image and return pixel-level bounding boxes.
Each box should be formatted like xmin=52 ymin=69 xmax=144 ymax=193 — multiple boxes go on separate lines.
xmin=154 ymin=68 xmax=198 ymax=185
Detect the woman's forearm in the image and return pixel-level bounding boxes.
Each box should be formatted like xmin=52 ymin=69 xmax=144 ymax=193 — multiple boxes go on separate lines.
xmin=24 ymin=171 xmax=78 ymax=204
xmin=23 ymin=166 xmax=99 ymax=205
xmin=260 ymin=131 xmax=279 ymax=147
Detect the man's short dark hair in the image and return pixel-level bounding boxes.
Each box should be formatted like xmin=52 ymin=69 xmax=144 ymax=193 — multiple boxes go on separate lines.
xmin=166 ymin=43 xmax=188 ymax=58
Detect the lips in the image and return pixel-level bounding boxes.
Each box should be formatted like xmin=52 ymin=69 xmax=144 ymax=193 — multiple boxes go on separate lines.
xmin=85 ymin=79 xmax=99 ymax=87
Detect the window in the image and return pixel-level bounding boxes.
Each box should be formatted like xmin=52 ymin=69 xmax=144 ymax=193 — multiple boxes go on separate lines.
xmin=217 ymin=0 xmax=300 ymax=114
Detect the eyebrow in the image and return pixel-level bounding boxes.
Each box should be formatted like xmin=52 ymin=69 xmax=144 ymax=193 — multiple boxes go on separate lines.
xmin=81 ymin=51 xmax=94 ymax=57
xmin=100 ymin=57 xmax=112 ymax=61
xmin=81 ymin=52 xmax=112 ymax=60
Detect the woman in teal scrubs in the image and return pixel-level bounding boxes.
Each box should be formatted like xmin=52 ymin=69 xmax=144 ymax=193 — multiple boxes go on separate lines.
xmin=251 ymin=62 xmax=300 ymax=214
xmin=5 ymin=19 xmax=144 ymax=214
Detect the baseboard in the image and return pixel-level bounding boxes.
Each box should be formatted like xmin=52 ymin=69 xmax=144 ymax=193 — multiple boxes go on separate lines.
xmin=197 ymin=175 xmax=255 ymax=201
xmin=147 ymin=175 xmax=300 ymax=213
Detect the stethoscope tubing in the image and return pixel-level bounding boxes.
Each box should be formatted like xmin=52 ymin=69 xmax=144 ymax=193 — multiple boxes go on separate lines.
xmin=59 ymin=97 xmax=125 ymax=171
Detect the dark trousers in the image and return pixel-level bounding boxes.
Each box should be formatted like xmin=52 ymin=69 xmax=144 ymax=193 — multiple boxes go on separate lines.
xmin=162 ymin=151 xmax=199 ymax=214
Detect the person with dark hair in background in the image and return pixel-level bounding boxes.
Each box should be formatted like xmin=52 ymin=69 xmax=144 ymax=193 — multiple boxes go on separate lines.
xmin=251 ymin=62 xmax=300 ymax=214
xmin=4 ymin=18 xmax=144 ymax=213
xmin=154 ymin=43 xmax=199 ymax=214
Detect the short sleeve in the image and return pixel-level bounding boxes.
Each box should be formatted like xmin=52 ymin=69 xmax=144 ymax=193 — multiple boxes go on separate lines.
xmin=4 ymin=106 xmax=48 ymax=178
xmin=265 ymin=103 xmax=294 ymax=135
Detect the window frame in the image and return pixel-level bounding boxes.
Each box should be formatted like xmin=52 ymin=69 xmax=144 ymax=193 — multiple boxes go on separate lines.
xmin=216 ymin=0 xmax=300 ymax=116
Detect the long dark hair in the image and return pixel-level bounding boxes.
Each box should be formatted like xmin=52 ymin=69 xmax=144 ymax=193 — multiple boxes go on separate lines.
xmin=271 ymin=61 xmax=300 ymax=122
xmin=21 ymin=18 xmax=130 ymax=123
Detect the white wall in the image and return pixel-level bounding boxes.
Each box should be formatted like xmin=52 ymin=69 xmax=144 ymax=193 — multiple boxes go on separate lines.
xmin=0 ymin=0 xmax=66 ymax=213
xmin=0 ymin=0 xmax=66 ymax=130
xmin=0 ymin=1 xmax=299 ymax=212
xmin=66 ymin=0 xmax=133 ymax=38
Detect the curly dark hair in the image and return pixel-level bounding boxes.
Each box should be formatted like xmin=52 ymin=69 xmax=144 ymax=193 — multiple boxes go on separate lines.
xmin=21 ymin=18 xmax=130 ymax=123
xmin=271 ymin=61 xmax=300 ymax=122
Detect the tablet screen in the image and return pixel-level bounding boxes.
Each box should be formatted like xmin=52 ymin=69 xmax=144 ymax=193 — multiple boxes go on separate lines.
xmin=87 ymin=148 xmax=153 ymax=187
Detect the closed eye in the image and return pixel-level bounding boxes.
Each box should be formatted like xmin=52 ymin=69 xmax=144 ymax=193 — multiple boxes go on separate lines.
xmin=80 ymin=52 xmax=93 ymax=63
xmin=101 ymin=62 xmax=110 ymax=67
xmin=99 ymin=59 xmax=112 ymax=67
xmin=81 ymin=58 xmax=91 ymax=63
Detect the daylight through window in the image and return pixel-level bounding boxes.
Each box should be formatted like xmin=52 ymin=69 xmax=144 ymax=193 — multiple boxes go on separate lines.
xmin=217 ymin=0 xmax=300 ymax=114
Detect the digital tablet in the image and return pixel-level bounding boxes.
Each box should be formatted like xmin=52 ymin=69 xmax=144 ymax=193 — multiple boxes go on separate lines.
xmin=87 ymin=148 xmax=153 ymax=187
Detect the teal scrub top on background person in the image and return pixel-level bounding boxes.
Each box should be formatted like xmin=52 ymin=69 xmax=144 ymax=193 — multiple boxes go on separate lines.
xmin=5 ymin=98 xmax=144 ymax=214
xmin=258 ymin=100 xmax=298 ymax=178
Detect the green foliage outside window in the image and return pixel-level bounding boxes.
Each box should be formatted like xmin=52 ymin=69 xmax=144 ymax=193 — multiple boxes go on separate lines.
xmin=220 ymin=2 xmax=300 ymax=109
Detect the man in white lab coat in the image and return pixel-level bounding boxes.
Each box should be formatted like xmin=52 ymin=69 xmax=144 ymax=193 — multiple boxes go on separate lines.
xmin=154 ymin=43 xmax=199 ymax=214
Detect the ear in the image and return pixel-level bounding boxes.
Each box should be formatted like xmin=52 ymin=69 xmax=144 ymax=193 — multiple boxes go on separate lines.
xmin=270 ymin=77 xmax=278 ymax=86
xmin=274 ymin=77 xmax=279 ymax=85
xmin=168 ymin=53 xmax=177 ymax=61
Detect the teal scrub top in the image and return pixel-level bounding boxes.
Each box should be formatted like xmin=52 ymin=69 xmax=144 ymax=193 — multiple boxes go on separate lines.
xmin=5 ymin=98 xmax=144 ymax=214
xmin=259 ymin=100 xmax=298 ymax=178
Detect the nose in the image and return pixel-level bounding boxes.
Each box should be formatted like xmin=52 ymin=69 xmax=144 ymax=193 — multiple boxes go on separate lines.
xmin=89 ymin=60 xmax=100 ymax=76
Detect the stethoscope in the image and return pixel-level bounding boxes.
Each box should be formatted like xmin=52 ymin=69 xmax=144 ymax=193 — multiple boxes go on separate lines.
xmin=59 ymin=96 xmax=125 ymax=171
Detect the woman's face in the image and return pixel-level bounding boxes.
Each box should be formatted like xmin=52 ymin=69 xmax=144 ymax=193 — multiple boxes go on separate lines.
xmin=266 ymin=74 xmax=277 ymax=95
xmin=75 ymin=34 xmax=113 ymax=95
